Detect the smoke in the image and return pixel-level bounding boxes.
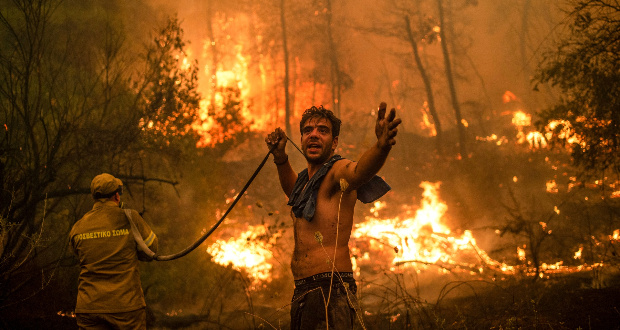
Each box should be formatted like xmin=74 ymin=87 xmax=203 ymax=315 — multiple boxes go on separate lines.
xmin=126 ymin=0 xmax=592 ymax=326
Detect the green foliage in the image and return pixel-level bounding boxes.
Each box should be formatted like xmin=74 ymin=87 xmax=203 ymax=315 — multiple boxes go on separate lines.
xmin=534 ymin=0 xmax=620 ymax=176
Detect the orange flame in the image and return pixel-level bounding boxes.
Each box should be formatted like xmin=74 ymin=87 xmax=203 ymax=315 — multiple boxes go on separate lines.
xmin=352 ymin=181 xmax=515 ymax=275
xmin=420 ymin=101 xmax=437 ymax=137
xmin=502 ymin=90 xmax=518 ymax=103
xmin=207 ymin=182 xmax=620 ymax=285
xmin=206 ymin=224 xmax=281 ymax=287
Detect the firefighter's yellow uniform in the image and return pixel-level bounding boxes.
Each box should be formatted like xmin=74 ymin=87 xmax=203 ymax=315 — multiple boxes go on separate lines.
xmin=70 ymin=173 xmax=158 ymax=329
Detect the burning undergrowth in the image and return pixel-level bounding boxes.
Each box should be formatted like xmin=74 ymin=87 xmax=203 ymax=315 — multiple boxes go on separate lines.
xmin=186 ymin=165 xmax=620 ymax=328
xmin=205 ymin=177 xmax=619 ymax=288
xmin=206 ymin=223 xmax=284 ymax=287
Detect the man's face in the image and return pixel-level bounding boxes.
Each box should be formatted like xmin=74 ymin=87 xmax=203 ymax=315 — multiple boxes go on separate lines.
xmin=301 ymin=117 xmax=338 ymax=165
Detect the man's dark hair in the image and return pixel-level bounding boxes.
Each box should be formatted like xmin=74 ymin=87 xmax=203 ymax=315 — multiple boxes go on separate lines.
xmin=299 ymin=105 xmax=341 ymax=138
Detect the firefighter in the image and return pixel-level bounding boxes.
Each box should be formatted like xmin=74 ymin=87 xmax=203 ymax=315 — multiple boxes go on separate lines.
xmin=69 ymin=173 xmax=158 ymax=329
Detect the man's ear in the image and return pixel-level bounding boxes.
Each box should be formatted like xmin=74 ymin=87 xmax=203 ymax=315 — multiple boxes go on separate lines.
xmin=332 ymin=136 xmax=339 ymax=151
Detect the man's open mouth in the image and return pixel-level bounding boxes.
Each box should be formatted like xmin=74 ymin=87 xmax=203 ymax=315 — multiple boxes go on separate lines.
xmin=307 ymin=143 xmax=322 ymax=152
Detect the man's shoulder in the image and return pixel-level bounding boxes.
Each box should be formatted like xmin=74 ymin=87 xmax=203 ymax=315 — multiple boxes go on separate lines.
xmin=69 ymin=218 xmax=84 ymax=237
xmin=327 ymin=157 xmax=354 ymax=177
xmin=331 ymin=157 xmax=353 ymax=167
xmin=70 ymin=209 xmax=96 ymax=232
xmin=123 ymin=208 xmax=147 ymax=223
xmin=71 ymin=205 xmax=125 ymax=230
xmin=122 ymin=207 xmax=137 ymax=217
xmin=321 ymin=159 xmax=354 ymax=192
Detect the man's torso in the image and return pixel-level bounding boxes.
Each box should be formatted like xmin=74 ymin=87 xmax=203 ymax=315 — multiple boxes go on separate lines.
xmin=290 ymin=160 xmax=358 ymax=279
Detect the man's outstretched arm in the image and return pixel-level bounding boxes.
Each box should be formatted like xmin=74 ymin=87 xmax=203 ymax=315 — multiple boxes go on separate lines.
xmin=337 ymin=102 xmax=402 ymax=190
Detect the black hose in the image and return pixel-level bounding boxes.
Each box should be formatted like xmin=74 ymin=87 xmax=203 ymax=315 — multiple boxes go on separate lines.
xmin=154 ymin=144 xmax=277 ymax=261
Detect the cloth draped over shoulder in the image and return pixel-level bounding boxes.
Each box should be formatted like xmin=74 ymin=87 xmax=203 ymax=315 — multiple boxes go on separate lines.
xmin=287 ymin=154 xmax=391 ymax=221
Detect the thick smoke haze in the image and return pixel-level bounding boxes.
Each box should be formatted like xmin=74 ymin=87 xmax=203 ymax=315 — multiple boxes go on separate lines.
xmin=133 ymin=0 xmax=571 ymax=323
xmin=5 ymin=0 xmax=620 ymax=329
xmin=110 ymin=0 xmax=570 ymax=323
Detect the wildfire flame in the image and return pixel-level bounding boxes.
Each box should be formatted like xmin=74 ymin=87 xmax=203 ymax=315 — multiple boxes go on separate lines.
xmin=192 ymin=45 xmax=255 ymax=147
xmin=350 ymin=181 xmax=620 ymax=279
xmin=206 ymin=224 xmax=281 ymax=287
xmin=188 ymin=17 xmax=334 ymax=148
xmin=420 ymin=102 xmax=437 ymax=137
xmin=204 ymin=181 xmax=620 ymax=286
xmin=502 ymin=90 xmax=519 ymax=103
xmin=352 ymin=181 xmax=515 ymax=276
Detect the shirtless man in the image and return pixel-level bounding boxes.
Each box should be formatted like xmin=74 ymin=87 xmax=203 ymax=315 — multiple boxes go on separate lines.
xmin=265 ymin=103 xmax=401 ymax=329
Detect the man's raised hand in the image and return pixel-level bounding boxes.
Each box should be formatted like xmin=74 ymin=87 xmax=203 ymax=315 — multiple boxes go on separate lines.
xmin=375 ymin=102 xmax=402 ymax=150
xmin=265 ymin=127 xmax=288 ymax=162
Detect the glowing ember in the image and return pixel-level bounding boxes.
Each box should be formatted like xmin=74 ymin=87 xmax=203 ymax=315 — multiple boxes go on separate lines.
xmin=476 ymin=134 xmax=508 ymax=146
xmin=574 ymin=247 xmax=583 ymax=259
xmin=369 ymin=201 xmax=386 ymax=217
xmin=546 ymin=180 xmax=558 ymax=193
xmin=517 ymin=246 xmax=526 ymax=261
xmin=57 ymin=311 xmax=75 ymax=318
xmin=420 ymin=101 xmax=437 ymax=137
xmin=545 ymin=120 xmax=584 ymax=147
xmin=502 ymin=90 xmax=518 ymax=103
xmin=511 ymin=110 xmax=532 ymax=144
xmin=512 ymin=111 xmax=531 ymax=127
xmin=206 ymin=224 xmax=281 ymax=287
xmin=527 ymin=131 xmax=547 ymax=149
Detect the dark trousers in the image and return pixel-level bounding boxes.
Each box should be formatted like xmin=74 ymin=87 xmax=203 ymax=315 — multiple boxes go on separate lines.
xmin=290 ymin=272 xmax=360 ymax=330
xmin=76 ymin=308 xmax=146 ymax=330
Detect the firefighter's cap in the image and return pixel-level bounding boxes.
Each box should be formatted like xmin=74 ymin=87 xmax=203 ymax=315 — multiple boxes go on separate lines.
xmin=91 ymin=173 xmax=123 ymax=199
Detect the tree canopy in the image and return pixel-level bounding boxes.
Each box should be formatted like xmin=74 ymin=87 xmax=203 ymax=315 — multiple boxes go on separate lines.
xmin=0 ymin=0 xmax=200 ymax=307
xmin=535 ymin=0 xmax=620 ymax=177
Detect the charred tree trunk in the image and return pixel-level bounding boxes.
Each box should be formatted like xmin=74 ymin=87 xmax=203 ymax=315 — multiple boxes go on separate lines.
xmin=206 ymin=0 xmax=218 ymax=110
xmin=437 ymin=0 xmax=467 ymax=158
xmin=280 ymin=0 xmax=292 ymax=137
xmin=291 ymin=55 xmax=298 ymax=120
xmin=325 ymin=0 xmax=341 ymax=116
xmin=520 ymin=0 xmax=535 ymax=111
xmin=520 ymin=0 xmax=532 ymax=78
xmin=404 ymin=16 xmax=443 ymax=154
xmin=443 ymin=1 xmax=492 ymax=137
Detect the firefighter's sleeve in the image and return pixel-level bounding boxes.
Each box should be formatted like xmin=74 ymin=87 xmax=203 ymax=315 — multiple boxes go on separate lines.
xmin=131 ymin=209 xmax=159 ymax=255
